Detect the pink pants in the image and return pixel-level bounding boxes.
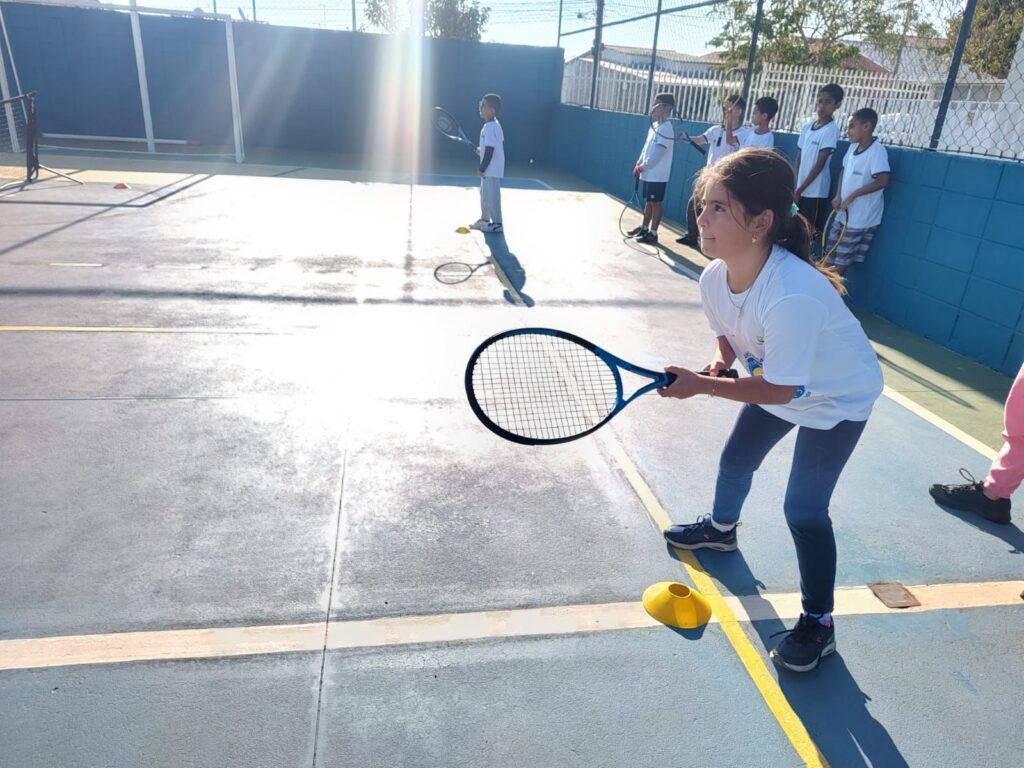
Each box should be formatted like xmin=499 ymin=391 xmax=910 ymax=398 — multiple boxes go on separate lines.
xmin=984 ymin=363 xmax=1024 ymax=499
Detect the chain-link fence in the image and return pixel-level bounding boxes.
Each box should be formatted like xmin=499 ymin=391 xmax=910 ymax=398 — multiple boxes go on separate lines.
xmin=134 ymin=0 xmax=554 ymax=43
xmin=559 ymin=0 xmax=1024 ymax=162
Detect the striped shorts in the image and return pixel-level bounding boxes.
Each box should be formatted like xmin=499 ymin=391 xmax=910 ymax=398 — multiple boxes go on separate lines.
xmin=825 ymin=219 xmax=877 ymax=267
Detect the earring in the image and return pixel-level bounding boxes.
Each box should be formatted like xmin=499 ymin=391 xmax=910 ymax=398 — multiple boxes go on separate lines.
xmin=751 ymin=235 xmax=757 ymax=243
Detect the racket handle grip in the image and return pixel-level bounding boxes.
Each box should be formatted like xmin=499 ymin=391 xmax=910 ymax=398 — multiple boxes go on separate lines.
xmin=698 ymin=369 xmax=739 ymax=378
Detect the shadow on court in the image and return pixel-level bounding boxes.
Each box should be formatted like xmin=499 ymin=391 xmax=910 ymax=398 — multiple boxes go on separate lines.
xmin=482 ymin=231 xmax=534 ymax=307
xmin=673 ymin=547 xmax=911 ymax=768
xmin=929 ymin=503 xmax=1024 ymax=555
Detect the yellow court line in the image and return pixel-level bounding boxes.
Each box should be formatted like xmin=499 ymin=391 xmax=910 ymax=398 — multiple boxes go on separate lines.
xmin=2 ymin=582 xmax=1019 ymax=672
xmin=0 ymin=325 xmax=282 ymax=335
xmin=601 ymin=436 xmax=831 ymax=768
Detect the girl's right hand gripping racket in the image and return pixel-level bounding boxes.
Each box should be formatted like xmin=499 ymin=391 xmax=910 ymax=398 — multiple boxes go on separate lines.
xmin=465 ymin=328 xmax=737 ymax=445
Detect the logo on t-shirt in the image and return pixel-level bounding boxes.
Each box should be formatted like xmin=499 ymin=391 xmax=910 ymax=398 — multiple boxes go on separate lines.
xmin=744 ymin=352 xmax=807 ymax=399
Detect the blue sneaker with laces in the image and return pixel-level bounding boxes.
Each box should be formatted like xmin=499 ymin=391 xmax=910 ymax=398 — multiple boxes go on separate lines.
xmin=769 ymin=614 xmax=836 ymax=672
xmin=663 ymin=514 xmax=738 ymax=551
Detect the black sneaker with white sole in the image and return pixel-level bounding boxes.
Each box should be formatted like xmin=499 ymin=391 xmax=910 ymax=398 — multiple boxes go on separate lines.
xmin=636 ymin=230 xmax=659 ymax=244
xmin=663 ymin=514 xmax=737 ymax=551
xmin=626 ymin=225 xmax=647 ymax=237
xmin=770 ymin=614 xmax=836 ymax=672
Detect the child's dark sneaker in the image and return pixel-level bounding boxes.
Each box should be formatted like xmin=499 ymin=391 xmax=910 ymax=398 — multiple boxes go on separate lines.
xmin=636 ymin=230 xmax=659 ymax=244
xmin=663 ymin=514 xmax=737 ymax=551
xmin=929 ymin=469 xmax=1011 ymax=524
xmin=769 ymin=614 xmax=836 ymax=672
xmin=626 ymin=225 xmax=647 ymax=237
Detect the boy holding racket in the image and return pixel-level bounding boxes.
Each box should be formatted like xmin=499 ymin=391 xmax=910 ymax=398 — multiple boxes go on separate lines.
xmin=794 ymin=84 xmax=843 ymax=242
xmin=677 ymin=95 xmax=747 ymax=248
xmin=470 ymin=93 xmax=505 ymax=234
xmin=825 ymin=108 xmax=890 ymax=275
xmin=740 ymin=96 xmax=778 ymax=151
xmin=628 ymin=93 xmax=676 ymax=244
xmin=657 ymin=148 xmax=883 ymax=673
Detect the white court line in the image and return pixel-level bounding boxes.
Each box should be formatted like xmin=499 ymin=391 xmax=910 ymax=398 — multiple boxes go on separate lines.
xmin=1 ymin=580 xmax=1019 ymax=672
xmin=48 ymin=262 xmax=103 ymax=267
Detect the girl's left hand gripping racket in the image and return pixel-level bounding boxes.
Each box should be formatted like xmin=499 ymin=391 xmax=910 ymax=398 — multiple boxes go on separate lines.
xmin=433 ymin=107 xmax=477 ymax=152
xmin=465 ymin=328 xmax=737 ymax=445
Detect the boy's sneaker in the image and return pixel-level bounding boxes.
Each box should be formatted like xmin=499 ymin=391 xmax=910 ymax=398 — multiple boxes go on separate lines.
xmin=626 ymin=225 xmax=647 ymax=237
xmin=675 ymin=232 xmax=699 ymax=246
xmin=469 ymin=218 xmax=489 ymax=231
xmin=481 ymin=222 xmax=503 ymax=233
xmin=769 ymin=614 xmax=836 ymax=673
xmin=663 ymin=514 xmax=737 ymax=551
xmin=636 ymin=230 xmax=658 ymax=244
xmin=929 ymin=469 xmax=1011 ymax=524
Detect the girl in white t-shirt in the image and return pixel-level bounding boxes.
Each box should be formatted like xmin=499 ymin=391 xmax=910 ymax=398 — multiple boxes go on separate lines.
xmin=658 ymin=147 xmax=883 ymax=673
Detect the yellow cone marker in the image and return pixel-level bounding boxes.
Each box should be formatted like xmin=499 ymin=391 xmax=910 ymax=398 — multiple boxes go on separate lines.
xmin=642 ymin=582 xmax=712 ymax=629
xmin=455 ymin=226 xmax=470 ymax=234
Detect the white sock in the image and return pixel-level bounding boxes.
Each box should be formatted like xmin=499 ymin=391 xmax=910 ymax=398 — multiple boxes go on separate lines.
xmin=710 ymin=518 xmax=734 ymax=533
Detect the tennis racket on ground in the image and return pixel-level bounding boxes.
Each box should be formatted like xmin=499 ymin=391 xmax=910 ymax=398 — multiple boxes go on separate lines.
xmin=820 ymin=208 xmax=848 ymax=264
xmin=650 ymin=110 xmax=707 ymax=156
xmin=434 ymin=260 xmax=492 ymax=284
xmin=619 ymin=175 xmax=644 ymax=238
xmin=432 ymin=107 xmax=476 ymax=151
xmin=465 ymin=328 xmax=738 ymax=445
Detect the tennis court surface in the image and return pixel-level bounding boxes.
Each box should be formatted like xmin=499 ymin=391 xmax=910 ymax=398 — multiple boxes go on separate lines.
xmin=1 ymin=159 xmax=1022 ymax=768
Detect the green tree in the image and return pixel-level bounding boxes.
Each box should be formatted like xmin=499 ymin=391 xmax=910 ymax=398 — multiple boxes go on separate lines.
xmin=946 ymin=0 xmax=1024 ymax=79
xmin=710 ymin=0 xmax=938 ymax=69
xmin=364 ymin=0 xmax=490 ymax=41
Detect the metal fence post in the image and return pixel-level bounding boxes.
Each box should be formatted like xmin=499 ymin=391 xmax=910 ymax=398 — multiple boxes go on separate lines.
xmin=589 ymin=0 xmax=605 ymax=109
xmin=741 ymin=0 xmax=764 ymax=110
xmin=643 ymin=0 xmax=663 ymax=112
xmin=557 ymin=0 xmax=563 ymax=46
xmin=930 ymin=0 xmax=978 ymax=151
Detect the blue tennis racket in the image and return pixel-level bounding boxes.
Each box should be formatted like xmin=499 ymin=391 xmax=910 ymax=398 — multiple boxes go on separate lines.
xmin=465 ymin=328 xmax=738 ymax=445
xmin=432 ymin=107 xmax=476 ymax=152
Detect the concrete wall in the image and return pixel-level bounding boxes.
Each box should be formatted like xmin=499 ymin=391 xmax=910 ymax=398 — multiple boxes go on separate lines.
xmin=548 ymin=104 xmax=1024 ymax=376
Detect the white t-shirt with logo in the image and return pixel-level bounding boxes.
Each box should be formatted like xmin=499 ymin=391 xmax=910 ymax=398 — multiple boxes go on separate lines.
xmin=698 ymin=245 xmax=883 ymax=428
xmin=702 ymin=124 xmax=750 ymax=166
xmin=741 ymin=129 xmax=775 ymax=150
xmin=638 ymin=124 xmax=674 ymax=183
xmin=479 ymin=119 xmax=505 ymax=178
xmin=840 ymin=139 xmax=890 ymax=229
xmin=796 ymin=120 xmax=840 ymax=198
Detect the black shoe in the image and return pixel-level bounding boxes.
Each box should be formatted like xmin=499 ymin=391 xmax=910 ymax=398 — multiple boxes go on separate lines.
xmin=770 ymin=614 xmax=836 ymax=673
xmin=929 ymin=469 xmax=1011 ymax=524
xmin=626 ymin=225 xmax=647 ymax=237
xmin=636 ymin=230 xmax=659 ymax=244
xmin=675 ymin=233 xmax=699 ymax=246
xmin=663 ymin=514 xmax=738 ymax=551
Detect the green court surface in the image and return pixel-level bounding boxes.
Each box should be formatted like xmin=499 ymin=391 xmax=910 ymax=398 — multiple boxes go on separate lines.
xmin=1 ymin=154 xmax=1020 ymax=768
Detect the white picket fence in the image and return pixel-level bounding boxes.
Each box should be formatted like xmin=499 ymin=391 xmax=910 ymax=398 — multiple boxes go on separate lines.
xmin=562 ymin=58 xmax=1024 ymax=159
xmin=561 ymin=57 xmax=744 ymax=123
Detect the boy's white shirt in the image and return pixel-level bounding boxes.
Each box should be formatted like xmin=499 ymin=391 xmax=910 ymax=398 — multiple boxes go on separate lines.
xmin=699 ymin=244 xmax=883 ymax=429
xmin=703 ymin=124 xmax=750 ymax=166
xmin=638 ymin=124 xmax=674 ymax=182
xmin=796 ymin=119 xmax=840 ymax=198
xmin=839 ymin=139 xmax=890 ymax=229
xmin=480 ymin=119 xmax=505 ymax=178
xmin=741 ymin=129 xmax=774 ymax=150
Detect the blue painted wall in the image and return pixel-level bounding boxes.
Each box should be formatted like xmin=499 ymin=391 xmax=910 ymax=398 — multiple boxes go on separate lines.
xmin=2 ymin=3 xmax=562 ymax=159
xmin=548 ymin=104 xmax=1024 ymax=377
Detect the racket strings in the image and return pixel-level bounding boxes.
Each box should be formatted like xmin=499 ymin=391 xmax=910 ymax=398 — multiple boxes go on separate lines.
xmin=471 ymin=335 xmax=619 ymax=441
